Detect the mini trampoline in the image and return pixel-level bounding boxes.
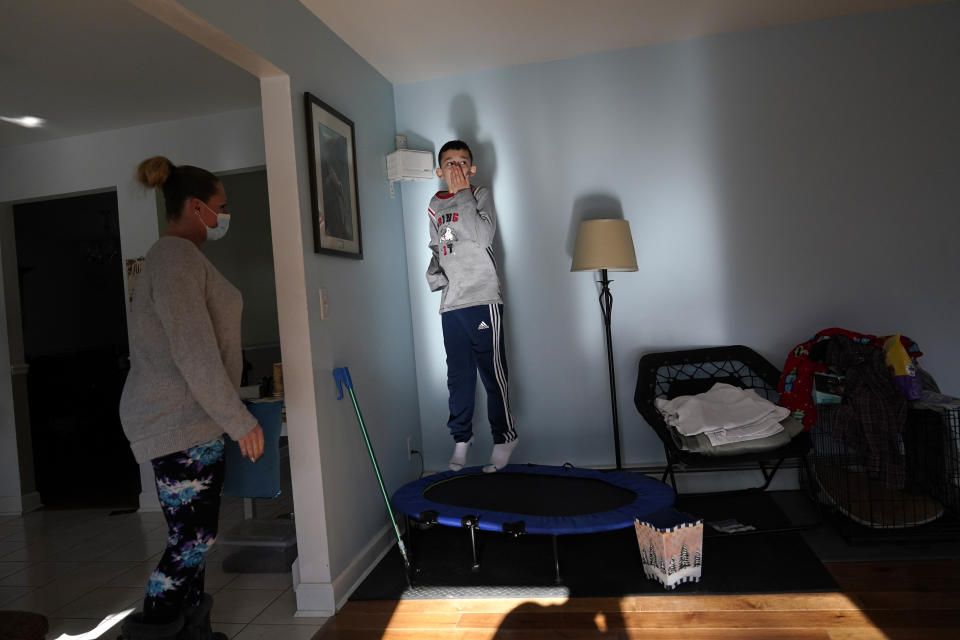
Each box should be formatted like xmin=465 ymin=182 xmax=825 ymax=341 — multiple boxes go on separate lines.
xmin=391 ymin=464 xmax=674 ymax=581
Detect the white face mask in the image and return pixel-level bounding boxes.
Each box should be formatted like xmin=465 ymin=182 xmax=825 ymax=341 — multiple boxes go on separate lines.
xmin=196 ymin=201 xmax=230 ymax=242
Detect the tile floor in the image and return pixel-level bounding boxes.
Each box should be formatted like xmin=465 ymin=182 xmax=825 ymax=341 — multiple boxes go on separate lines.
xmin=0 ymin=496 xmax=327 ymax=639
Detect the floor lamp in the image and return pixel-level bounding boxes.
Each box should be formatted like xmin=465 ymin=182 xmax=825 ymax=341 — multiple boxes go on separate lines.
xmin=571 ymin=219 xmax=638 ymax=470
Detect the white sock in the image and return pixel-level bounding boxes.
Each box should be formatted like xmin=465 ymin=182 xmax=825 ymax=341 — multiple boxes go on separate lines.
xmin=483 ymin=437 xmax=519 ymax=473
xmin=448 ymin=437 xmax=473 ymax=471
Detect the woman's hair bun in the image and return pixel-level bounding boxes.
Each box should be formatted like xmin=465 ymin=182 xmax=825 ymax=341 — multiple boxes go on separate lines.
xmin=136 ymin=156 xmax=174 ymax=188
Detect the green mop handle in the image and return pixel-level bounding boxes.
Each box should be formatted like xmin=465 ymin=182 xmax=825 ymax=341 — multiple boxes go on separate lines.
xmin=334 ymin=367 xmax=410 ymax=570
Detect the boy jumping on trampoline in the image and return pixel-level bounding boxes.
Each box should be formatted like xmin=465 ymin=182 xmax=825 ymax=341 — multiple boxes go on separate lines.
xmin=427 ymin=140 xmax=518 ymax=473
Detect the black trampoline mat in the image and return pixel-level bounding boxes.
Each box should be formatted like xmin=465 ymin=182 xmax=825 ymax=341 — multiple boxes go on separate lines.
xmin=423 ymin=472 xmax=638 ymax=517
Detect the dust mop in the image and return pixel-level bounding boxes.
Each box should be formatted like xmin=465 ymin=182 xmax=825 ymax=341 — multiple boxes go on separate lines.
xmin=333 ymin=366 xmax=413 ymax=586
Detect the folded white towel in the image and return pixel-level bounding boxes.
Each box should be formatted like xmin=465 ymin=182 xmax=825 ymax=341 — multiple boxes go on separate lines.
xmin=654 ymin=382 xmax=790 ymax=437
xmin=703 ymin=416 xmax=785 ymax=446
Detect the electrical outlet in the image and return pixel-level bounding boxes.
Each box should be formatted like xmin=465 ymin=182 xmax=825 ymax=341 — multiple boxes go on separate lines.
xmin=407 ymin=436 xmax=413 ymax=460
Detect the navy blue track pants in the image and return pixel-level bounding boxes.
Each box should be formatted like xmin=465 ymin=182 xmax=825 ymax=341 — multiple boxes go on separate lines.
xmin=441 ymin=303 xmax=517 ymax=444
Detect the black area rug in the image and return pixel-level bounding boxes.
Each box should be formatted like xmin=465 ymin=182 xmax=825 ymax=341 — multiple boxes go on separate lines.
xmin=352 ymin=491 xmax=838 ymax=600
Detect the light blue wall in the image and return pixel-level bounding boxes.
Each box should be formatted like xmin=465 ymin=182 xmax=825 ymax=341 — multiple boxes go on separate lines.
xmin=396 ymin=2 xmax=960 ymax=471
xmin=177 ymin=0 xmax=420 ymax=583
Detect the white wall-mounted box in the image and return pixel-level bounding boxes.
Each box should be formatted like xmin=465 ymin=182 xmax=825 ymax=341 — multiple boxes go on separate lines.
xmin=386 ymin=149 xmax=434 ymax=182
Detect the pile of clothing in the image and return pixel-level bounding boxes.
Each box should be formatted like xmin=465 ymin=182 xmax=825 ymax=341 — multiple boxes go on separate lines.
xmin=777 ymin=327 xmax=922 ymax=430
xmin=776 ymin=327 xmax=958 ymax=492
xmin=655 ymin=383 xmax=804 ymax=457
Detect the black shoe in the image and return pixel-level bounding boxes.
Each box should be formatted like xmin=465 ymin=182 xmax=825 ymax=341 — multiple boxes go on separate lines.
xmin=119 ymin=612 xmax=184 ymax=640
xmin=178 ymin=593 xmax=227 ymax=640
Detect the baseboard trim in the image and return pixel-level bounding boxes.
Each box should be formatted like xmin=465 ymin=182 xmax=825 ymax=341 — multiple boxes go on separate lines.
xmin=139 ymin=489 xmax=161 ymax=512
xmin=20 ymin=491 xmax=42 ymax=513
xmin=288 ymin=524 xmax=402 ymax=614
xmin=0 ymin=491 xmax=43 ymax=515
xmin=622 ymin=460 xmax=803 ymax=493
xmin=0 ymin=496 xmax=21 ymax=515
xmin=663 ymin=466 xmax=800 ymax=494
xmin=332 ymin=523 xmax=396 ymax=611
xmin=292 ymin=580 xmax=336 ymax=617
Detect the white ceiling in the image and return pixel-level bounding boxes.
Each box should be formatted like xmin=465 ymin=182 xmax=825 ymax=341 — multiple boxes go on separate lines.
xmin=0 ymin=0 xmax=943 ymax=148
xmin=0 ymin=0 xmax=260 ymax=148
xmin=302 ymin=0 xmax=943 ymax=84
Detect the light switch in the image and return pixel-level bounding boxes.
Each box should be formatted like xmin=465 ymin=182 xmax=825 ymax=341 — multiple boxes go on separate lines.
xmin=319 ymin=288 xmax=329 ymax=320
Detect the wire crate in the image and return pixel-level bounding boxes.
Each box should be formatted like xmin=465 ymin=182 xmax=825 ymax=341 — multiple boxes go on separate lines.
xmin=807 ymin=405 xmax=960 ymax=542
xmin=910 ymin=408 xmax=960 ymax=515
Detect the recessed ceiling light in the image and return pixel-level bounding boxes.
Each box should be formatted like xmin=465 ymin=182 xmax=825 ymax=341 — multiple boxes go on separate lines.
xmin=1 ymin=116 xmax=46 ymax=128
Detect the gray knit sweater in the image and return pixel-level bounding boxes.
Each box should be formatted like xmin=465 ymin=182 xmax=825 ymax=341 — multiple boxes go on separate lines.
xmin=120 ymin=236 xmax=256 ymax=462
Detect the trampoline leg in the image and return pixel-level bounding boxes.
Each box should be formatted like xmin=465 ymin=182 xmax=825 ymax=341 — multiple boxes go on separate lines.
xmin=552 ymin=535 xmax=561 ymax=585
xmin=404 ymin=515 xmax=417 ymax=585
xmin=468 ymin=525 xmax=480 ymax=572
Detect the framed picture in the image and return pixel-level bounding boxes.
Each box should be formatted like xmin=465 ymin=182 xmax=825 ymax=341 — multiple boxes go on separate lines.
xmin=304 ymin=92 xmax=362 ymax=258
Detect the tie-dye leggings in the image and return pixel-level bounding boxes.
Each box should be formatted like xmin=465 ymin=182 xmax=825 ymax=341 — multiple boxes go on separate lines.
xmin=143 ymin=436 xmax=225 ymax=624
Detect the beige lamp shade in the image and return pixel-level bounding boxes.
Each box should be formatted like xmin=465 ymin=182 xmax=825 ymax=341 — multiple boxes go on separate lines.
xmin=571 ymin=219 xmax=638 ymax=272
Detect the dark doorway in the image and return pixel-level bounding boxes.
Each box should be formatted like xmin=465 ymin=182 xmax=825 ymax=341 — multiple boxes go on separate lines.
xmin=13 ymin=191 xmax=140 ymax=508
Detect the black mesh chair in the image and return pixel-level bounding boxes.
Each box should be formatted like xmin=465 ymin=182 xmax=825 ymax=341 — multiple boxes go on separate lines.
xmin=634 ymin=345 xmax=811 ymax=493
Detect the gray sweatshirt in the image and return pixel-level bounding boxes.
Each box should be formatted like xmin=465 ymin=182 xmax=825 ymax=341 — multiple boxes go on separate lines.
xmin=426 ymin=185 xmax=502 ymax=312
xmin=119 ymin=236 xmax=256 ymax=462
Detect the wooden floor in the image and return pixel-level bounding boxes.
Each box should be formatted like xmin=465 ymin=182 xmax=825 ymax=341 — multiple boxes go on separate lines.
xmin=314 ymin=559 xmax=960 ymax=639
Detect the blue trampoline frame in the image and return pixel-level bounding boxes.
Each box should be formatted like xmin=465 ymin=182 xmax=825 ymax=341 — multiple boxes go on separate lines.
xmin=391 ymin=463 xmax=675 ymax=536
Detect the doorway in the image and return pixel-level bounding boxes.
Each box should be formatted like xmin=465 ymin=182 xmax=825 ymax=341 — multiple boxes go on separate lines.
xmin=13 ymin=190 xmax=139 ymax=508
xmin=153 ymin=168 xmax=283 ymax=385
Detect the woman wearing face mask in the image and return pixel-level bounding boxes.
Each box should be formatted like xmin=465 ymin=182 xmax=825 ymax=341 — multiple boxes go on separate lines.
xmin=119 ymin=156 xmax=263 ymax=640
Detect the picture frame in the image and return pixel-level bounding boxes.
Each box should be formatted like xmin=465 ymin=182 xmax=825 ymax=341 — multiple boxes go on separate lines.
xmin=304 ymin=92 xmax=362 ymax=258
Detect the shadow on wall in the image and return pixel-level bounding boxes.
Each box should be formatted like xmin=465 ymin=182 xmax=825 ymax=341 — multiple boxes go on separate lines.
xmin=445 ymin=94 xmax=522 ymax=427
xmin=449 ymin=93 xmax=498 ymax=188
xmin=449 ymin=93 xmax=503 ymax=289
xmin=401 ymin=131 xmax=436 ymax=158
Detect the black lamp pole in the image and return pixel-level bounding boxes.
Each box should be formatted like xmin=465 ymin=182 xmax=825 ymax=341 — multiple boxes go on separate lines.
xmin=597 ymin=268 xmax=622 ymax=470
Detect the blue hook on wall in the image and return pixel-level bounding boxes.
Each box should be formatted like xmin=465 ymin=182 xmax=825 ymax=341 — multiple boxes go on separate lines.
xmin=333 ymin=366 xmax=353 ymax=400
